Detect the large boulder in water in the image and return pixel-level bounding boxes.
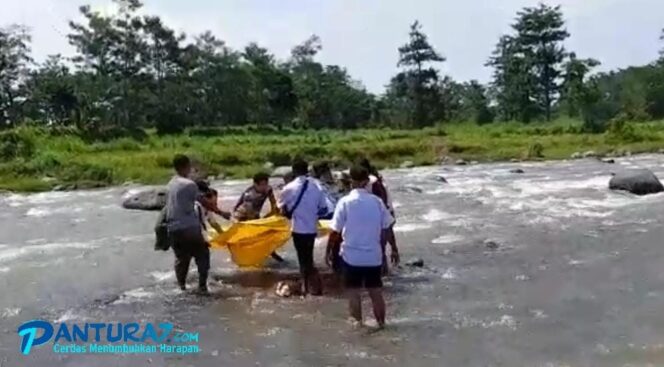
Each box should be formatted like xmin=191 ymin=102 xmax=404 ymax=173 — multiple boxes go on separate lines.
xmin=609 ymin=169 xmax=664 ymax=196
xmin=122 ymin=188 xmax=168 ymax=211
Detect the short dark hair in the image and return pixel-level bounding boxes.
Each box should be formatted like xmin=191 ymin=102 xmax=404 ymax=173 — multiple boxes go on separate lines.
xmin=253 ymin=172 xmax=270 ymax=184
xmin=358 ymin=157 xmax=379 ymax=177
xmin=292 ymin=158 xmax=309 ymax=176
xmin=204 ymin=188 xmax=218 ymax=198
xmin=173 ymin=154 xmax=191 ymax=171
xmin=349 ymin=165 xmax=369 ymax=182
xmin=195 ymin=180 xmax=210 ymax=193
xmin=312 ymin=161 xmax=330 ymax=178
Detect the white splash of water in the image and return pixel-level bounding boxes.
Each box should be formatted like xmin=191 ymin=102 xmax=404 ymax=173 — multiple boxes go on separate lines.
xmin=431 ymin=234 xmax=464 ymax=245
xmin=1 ymin=307 xmax=21 ymax=318
xmin=393 ymin=223 xmax=432 ymax=233
xmin=421 ymin=209 xmax=452 ymax=222
xmin=150 ymin=271 xmax=174 ymax=282
xmin=0 ymin=241 xmax=100 ymax=263
xmin=54 ymin=309 xmax=82 ymax=323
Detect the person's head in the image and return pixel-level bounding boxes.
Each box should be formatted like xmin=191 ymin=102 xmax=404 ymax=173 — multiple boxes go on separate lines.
xmin=312 ymin=161 xmax=331 ymax=179
xmin=253 ymin=172 xmax=271 ymax=193
xmin=358 ymin=157 xmax=380 ymax=177
xmin=283 ymin=171 xmax=295 ymax=185
xmin=291 ymin=158 xmax=309 ymax=177
xmin=349 ymin=165 xmax=370 ymax=189
xmin=173 ymin=154 xmax=192 ymax=177
xmin=202 ymin=188 xmax=218 ymax=209
xmin=195 ymin=180 xmax=210 ymax=193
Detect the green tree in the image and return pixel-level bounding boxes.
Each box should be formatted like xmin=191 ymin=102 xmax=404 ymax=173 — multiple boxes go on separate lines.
xmin=560 ymin=52 xmax=600 ymax=117
xmin=513 ymin=3 xmax=569 ymax=121
xmin=24 ymin=55 xmax=79 ymax=125
xmin=462 ymin=80 xmax=493 ymax=124
xmin=487 ymin=35 xmax=537 ymax=122
xmin=243 ymin=42 xmax=297 ymax=128
xmin=0 ymin=25 xmax=32 ymax=127
xmin=397 ymin=21 xmax=445 ymax=126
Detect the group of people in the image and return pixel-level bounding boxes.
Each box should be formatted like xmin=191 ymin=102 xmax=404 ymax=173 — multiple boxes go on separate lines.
xmin=163 ymin=154 xmax=400 ymax=328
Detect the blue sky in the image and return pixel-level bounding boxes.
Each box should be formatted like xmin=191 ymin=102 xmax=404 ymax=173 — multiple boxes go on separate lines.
xmin=3 ymin=0 xmax=663 ymax=93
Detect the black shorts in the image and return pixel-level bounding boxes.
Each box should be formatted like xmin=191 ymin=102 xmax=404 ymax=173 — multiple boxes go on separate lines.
xmin=342 ymin=260 xmax=383 ymax=289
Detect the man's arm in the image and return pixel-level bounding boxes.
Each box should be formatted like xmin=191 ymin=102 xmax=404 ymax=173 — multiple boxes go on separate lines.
xmin=326 ymin=201 xmax=346 ymax=268
xmin=233 ymin=193 xmax=244 ymax=213
xmin=267 ymin=189 xmax=279 ymax=216
xmin=184 ymin=182 xmax=199 ymax=215
xmin=277 ymin=185 xmax=292 ymax=215
xmin=326 ymin=231 xmax=342 ymax=268
xmin=380 ymin=200 xmax=399 ymax=265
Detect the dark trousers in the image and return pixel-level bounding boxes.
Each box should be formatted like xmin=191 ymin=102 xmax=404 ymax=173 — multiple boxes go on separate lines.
xmin=292 ymin=232 xmax=319 ymax=294
xmin=170 ymin=227 xmax=210 ymax=288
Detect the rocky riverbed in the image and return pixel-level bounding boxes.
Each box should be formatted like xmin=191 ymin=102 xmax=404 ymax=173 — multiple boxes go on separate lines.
xmin=2 ymin=155 xmax=664 ymax=366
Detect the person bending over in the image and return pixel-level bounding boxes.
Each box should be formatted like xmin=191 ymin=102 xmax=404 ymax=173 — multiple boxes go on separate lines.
xmin=233 ymin=172 xmax=283 ymax=262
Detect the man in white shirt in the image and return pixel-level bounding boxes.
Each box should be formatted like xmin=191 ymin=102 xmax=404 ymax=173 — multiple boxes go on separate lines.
xmin=326 ymin=165 xmax=396 ymax=328
xmin=278 ymin=159 xmax=328 ymax=296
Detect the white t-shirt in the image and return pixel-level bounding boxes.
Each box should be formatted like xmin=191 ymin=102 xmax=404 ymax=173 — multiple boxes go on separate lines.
xmin=330 ymin=188 xmax=394 ymax=267
xmin=278 ymin=176 xmax=327 ymax=234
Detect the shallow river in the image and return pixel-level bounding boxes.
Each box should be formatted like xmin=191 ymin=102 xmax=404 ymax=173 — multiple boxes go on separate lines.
xmin=3 ymin=156 xmax=664 ymax=366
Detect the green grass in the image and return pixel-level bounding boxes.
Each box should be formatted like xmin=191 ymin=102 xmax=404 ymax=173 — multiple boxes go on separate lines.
xmin=2 ymin=119 xmax=664 ymax=192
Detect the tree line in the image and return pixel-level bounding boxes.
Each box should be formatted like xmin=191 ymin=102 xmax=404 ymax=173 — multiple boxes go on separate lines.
xmin=1 ymin=0 xmax=664 ymax=138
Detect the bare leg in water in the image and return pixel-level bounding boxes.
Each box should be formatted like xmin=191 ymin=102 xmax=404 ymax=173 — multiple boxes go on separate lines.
xmin=348 ymin=289 xmax=363 ymax=325
xmin=368 ymin=288 xmax=386 ymax=328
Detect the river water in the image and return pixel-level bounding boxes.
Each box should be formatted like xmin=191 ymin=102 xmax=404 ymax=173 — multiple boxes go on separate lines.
xmin=2 ymin=156 xmax=664 ymax=366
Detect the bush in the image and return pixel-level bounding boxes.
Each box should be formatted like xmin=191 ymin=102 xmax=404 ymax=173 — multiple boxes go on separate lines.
xmin=0 ymin=129 xmax=36 ymax=160
xmin=58 ymin=162 xmax=114 ymax=184
xmin=527 ymin=142 xmax=544 ymax=158
xmin=606 ymin=119 xmax=646 ymax=143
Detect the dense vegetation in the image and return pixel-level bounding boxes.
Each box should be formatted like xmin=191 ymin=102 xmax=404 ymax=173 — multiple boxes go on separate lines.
xmin=2 ymin=1 xmax=664 ymax=133
xmin=2 ymin=1 xmax=664 ymax=191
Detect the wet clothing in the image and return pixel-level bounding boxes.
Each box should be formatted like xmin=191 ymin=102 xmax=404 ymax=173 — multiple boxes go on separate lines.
xmin=330 ymin=188 xmax=394 ymax=267
xmin=278 ymin=176 xmax=327 ymax=235
xmin=365 ymin=174 xmax=394 ymax=214
xmin=234 ymin=186 xmax=274 ymax=221
xmin=166 ymin=176 xmax=200 ymax=232
xmin=292 ymin=232 xmax=317 ymax=281
xmin=194 ymin=201 xmax=217 ymax=241
xmin=342 ymin=260 xmax=383 ymax=289
xmin=170 ymin=227 xmax=210 ymax=289
xmin=313 ymin=179 xmax=339 ymax=218
xmin=166 ymin=175 xmax=209 ymax=289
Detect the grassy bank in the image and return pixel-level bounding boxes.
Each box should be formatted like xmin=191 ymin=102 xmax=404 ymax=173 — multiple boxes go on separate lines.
xmin=2 ymin=119 xmax=664 ymax=192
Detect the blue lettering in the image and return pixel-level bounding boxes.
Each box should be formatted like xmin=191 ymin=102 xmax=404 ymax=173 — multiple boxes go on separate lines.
xmin=89 ymin=323 xmax=105 ymax=342
xmin=156 ymin=323 xmax=173 ymax=342
xmin=17 ymin=320 xmax=54 ymax=355
xmin=141 ymin=323 xmax=158 ymax=342
xmin=107 ymin=323 xmax=122 ymax=343
xmin=54 ymin=323 xmax=72 ymax=343
xmin=71 ymin=324 xmax=88 ymax=342
xmin=124 ymin=323 xmax=140 ymax=342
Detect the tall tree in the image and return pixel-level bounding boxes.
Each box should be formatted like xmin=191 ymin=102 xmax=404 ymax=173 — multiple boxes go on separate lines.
xmin=487 ymin=35 xmax=537 ymax=122
xmin=24 ymin=55 xmax=79 ymax=125
xmin=397 ymin=21 xmax=445 ymax=126
xmin=560 ymin=52 xmax=600 ymax=117
xmin=0 ymin=25 xmax=32 ymax=127
xmin=513 ymin=3 xmax=569 ymax=121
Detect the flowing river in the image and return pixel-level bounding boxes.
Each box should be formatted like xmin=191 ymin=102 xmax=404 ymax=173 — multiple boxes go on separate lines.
xmin=2 ymin=155 xmax=664 ymax=366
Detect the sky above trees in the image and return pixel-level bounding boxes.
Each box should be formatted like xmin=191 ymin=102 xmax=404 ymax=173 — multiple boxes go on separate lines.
xmin=2 ymin=0 xmax=663 ymax=93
